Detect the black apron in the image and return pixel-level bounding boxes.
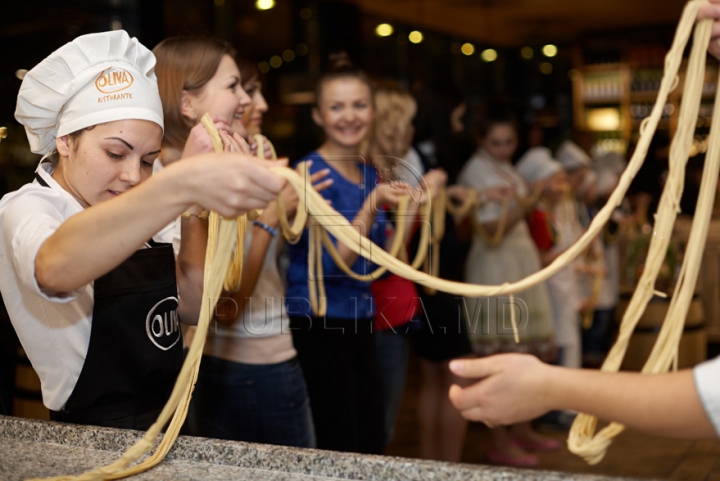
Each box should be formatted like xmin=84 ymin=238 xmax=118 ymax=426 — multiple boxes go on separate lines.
xmin=36 ymin=174 xmax=184 ymax=429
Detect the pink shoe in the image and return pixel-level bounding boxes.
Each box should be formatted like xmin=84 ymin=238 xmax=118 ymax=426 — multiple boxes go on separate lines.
xmin=510 ymin=436 xmax=561 ymax=452
xmin=487 ymin=448 xmax=540 ymax=468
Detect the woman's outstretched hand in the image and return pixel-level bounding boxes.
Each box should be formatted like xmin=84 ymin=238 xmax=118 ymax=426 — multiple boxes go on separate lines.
xmin=177 ymin=153 xmax=286 ymax=218
xmin=448 ymin=354 xmax=554 ymax=427
xmin=699 ymin=0 xmax=720 ymax=60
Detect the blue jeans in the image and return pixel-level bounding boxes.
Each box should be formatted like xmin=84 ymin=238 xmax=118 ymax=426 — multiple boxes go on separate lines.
xmin=375 ymin=329 xmax=409 ymax=445
xmin=188 ymin=355 xmax=315 ymax=448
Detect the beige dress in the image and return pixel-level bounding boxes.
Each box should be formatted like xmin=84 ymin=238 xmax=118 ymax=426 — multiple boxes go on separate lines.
xmin=458 ymin=149 xmax=555 ymax=360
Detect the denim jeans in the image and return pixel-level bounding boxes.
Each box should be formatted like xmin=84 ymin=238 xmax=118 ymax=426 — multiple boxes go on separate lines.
xmin=188 ymin=355 xmax=315 ymax=448
xmin=375 ymin=329 xmax=409 ymax=445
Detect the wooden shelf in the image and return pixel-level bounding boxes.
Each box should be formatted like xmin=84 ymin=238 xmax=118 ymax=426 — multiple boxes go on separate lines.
xmin=583 ymin=98 xmax=622 ymax=105
xmin=630 ymin=90 xmax=661 ymax=101
xmin=582 ymin=62 xmax=625 ymax=73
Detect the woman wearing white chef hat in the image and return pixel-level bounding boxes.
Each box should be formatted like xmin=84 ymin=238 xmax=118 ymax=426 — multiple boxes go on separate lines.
xmin=0 ymin=30 xmax=284 ymax=429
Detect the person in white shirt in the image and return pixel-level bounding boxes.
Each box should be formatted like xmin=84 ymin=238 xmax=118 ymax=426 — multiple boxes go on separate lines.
xmin=0 ymin=30 xmax=284 ymax=430
xmin=447 ymin=0 xmax=720 ymax=441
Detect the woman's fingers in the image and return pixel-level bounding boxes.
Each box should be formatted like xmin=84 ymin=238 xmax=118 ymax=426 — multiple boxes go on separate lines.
xmin=309 ymin=168 xmax=334 ymax=193
xmin=260 ymin=135 xmax=274 ymax=159
xmin=313 ymin=178 xmax=335 ymax=193
xmin=698 ymin=2 xmax=720 ymax=21
xmin=233 ymin=132 xmax=252 ymax=155
xmin=193 ymin=154 xmax=285 ymax=217
xmin=310 ymin=168 xmax=332 ymax=183
xmin=220 ymin=130 xmax=241 ymax=153
xmin=449 ymin=357 xmax=499 ymax=379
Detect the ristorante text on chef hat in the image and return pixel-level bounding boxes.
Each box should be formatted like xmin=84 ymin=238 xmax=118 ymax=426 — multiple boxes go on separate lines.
xmin=15 ymin=30 xmax=164 ymax=155
xmin=516 ymin=146 xmax=563 ymax=184
xmin=555 ymin=140 xmax=591 ymax=172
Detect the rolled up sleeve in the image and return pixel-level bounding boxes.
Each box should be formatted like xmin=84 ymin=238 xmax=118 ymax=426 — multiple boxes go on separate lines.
xmin=4 ymin=196 xmax=81 ymax=302
xmin=693 ymin=356 xmax=720 ymax=436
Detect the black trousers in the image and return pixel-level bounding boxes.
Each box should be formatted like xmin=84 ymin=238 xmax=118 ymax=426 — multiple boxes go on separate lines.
xmin=290 ymin=316 xmax=385 ymax=455
xmin=49 ymin=406 xmax=163 ymax=430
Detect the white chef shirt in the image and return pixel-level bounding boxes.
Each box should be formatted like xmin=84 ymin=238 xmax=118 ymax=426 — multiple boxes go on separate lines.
xmin=0 ymin=160 xmax=171 ymax=410
xmin=0 ymin=161 xmax=92 ymax=410
xmin=694 ymin=356 xmax=720 ymax=436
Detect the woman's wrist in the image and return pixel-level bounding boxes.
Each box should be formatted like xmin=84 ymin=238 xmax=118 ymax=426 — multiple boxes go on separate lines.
xmin=181 ymin=208 xmax=209 ymax=220
xmin=258 ymin=203 xmax=279 ymax=228
xmin=253 ymin=219 xmax=279 ymax=237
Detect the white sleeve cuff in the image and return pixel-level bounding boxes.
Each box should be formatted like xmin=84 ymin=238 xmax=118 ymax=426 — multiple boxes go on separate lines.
xmin=693 ymin=356 xmax=720 ymax=437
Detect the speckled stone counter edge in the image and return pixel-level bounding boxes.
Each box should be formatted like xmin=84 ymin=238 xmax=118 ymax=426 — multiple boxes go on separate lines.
xmin=0 ymin=415 xmax=647 ymax=481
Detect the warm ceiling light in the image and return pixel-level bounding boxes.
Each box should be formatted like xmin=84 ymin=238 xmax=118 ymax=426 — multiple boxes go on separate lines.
xmin=295 ymin=43 xmax=309 ymax=56
xmin=376 ymin=23 xmax=393 ymax=37
xmin=269 ymin=55 xmax=283 ymax=68
xmin=540 ymin=62 xmax=553 ymax=74
xmin=521 ymin=46 xmax=533 ymax=59
xmin=256 ymin=0 xmax=275 ymax=10
xmin=409 ymin=30 xmax=423 ymax=44
xmin=258 ymin=61 xmax=270 ymax=74
xmin=481 ymin=49 xmax=498 ymax=62
xmin=542 ymin=44 xmax=558 ymax=57
xmin=282 ymin=49 xmax=295 ymax=62
xmin=461 ymin=43 xmax=475 ymax=56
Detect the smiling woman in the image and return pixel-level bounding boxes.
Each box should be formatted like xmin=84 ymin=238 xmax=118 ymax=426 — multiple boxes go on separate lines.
xmin=0 ymin=29 xmax=285 ymax=431
xmin=284 ymin=53 xmax=410 ymax=455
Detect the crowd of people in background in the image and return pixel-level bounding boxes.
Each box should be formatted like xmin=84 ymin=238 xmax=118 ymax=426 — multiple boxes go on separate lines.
xmin=7 ymin=10 xmax=720 ymax=471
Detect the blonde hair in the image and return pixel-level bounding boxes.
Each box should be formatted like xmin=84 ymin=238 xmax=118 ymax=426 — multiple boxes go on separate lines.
xmin=365 ymin=83 xmax=417 ymax=169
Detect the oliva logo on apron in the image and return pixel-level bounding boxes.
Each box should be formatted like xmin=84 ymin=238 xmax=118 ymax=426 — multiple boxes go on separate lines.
xmin=146 ymin=296 xmax=181 ymax=351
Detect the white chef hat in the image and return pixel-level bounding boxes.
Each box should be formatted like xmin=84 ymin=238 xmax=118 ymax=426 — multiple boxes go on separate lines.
xmin=596 ymin=169 xmax=619 ymax=197
xmin=516 ymin=147 xmax=563 ymax=183
xmin=577 ymin=169 xmax=598 ymax=197
xmin=556 ymin=140 xmax=591 ymax=171
xmin=15 ymin=30 xmax=164 ymax=155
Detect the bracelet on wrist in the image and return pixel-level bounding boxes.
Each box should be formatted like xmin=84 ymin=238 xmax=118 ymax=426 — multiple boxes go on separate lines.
xmin=181 ymin=210 xmax=209 ymax=220
xmin=253 ymin=219 xmax=278 ymax=237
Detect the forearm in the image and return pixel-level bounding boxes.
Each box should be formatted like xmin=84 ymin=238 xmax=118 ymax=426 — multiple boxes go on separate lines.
xmin=402 ymin=196 xmax=423 ymax=245
xmin=337 ymin=198 xmax=378 ymax=266
xmin=176 ymin=214 xmax=209 ymax=325
xmin=385 ymin=198 xmax=422 ymax=250
xmin=36 ymin=172 xmax=190 ymax=292
xmin=539 ymin=249 xmax=559 ymax=267
xmin=227 ymin=228 xmax=274 ymax=319
xmin=546 ymin=366 xmax=716 ymax=439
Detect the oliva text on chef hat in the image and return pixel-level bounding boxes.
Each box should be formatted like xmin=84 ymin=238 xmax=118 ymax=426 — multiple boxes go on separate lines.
xmin=516 ymin=147 xmax=563 ymax=184
xmin=15 ymin=30 xmax=164 ymax=155
xmin=556 ymin=140 xmax=591 ymax=172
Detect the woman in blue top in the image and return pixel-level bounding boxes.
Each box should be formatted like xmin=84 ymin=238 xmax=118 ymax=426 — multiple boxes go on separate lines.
xmin=285 ymin=53 xmax=408 ymax=454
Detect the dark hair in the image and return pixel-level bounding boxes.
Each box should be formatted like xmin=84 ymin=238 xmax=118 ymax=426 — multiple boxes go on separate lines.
xmin=474 ymin=101 xmax=518 ymax=139
xmin=153 ymin=36 xmax=237 ymax=151
xmin=314 ymin=51 xmax=372 ymax=107
xmin=413 ymin=80 xmax=464 ymax=144
xmin=411 ymin=81 xmax=469 ymax=182
xmin=50 ymin=127 xmax=93 ymax=164
xmin=237 ymin=57 xmax=263 ymax=88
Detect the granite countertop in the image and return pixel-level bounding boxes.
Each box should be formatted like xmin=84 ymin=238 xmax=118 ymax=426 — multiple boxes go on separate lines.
xmin=0 ymin=415 xmax=649 ymax=481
